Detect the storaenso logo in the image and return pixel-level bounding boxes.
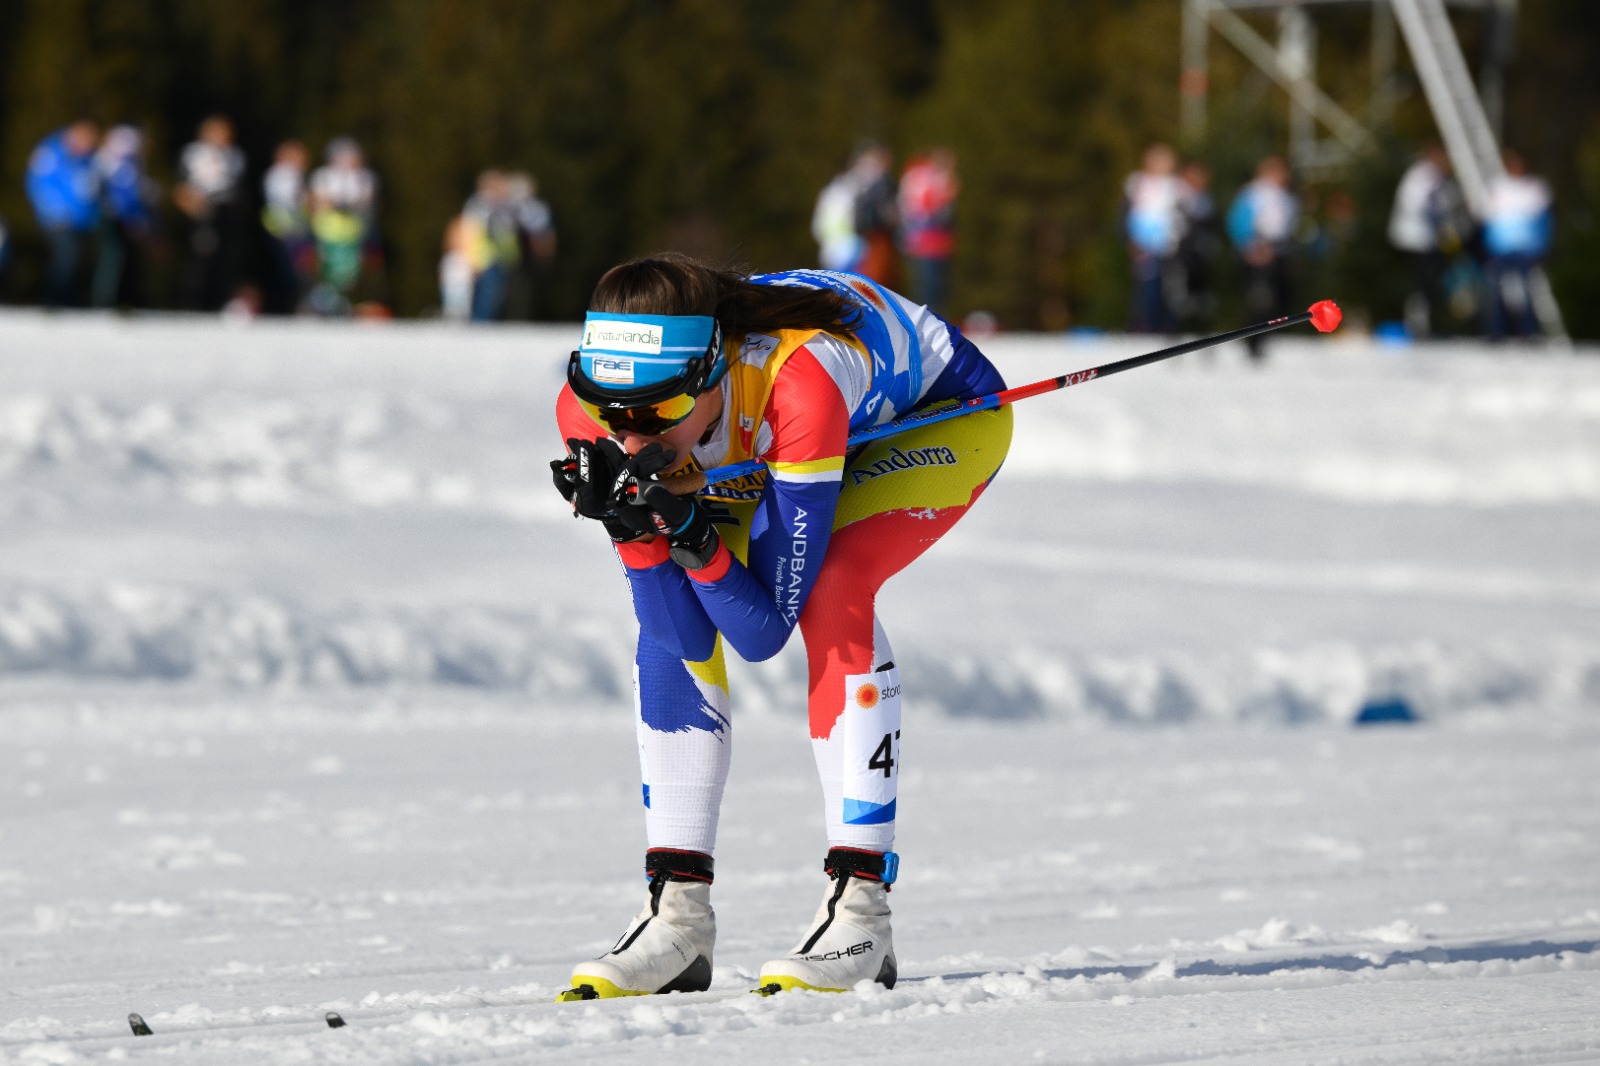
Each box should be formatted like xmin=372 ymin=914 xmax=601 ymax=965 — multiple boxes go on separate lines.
xmin=583 ymin=321 xmax=664 ymax=355
xmin=849 ymin=446 xmax=958 ymax=485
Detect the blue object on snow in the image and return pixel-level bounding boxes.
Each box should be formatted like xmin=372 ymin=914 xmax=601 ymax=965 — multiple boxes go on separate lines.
xmin=1374 ymin=322 xmax=1413 ymax=348
xmin=1355 ymin=697 xmax=1418 ymax=725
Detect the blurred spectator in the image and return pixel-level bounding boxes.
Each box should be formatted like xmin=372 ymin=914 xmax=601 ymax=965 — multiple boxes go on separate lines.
xmin=812 ymin=156 xmax=865 ymax=272
xmin=852 ymin=143 xmax=899 ymax=287
xmin=222 ymin=283 xmax=262 ymax=321
xmin=1481 ymin=148 xmax=1552 ymax=341
xmin=1122 ymin=143 xmax=1185 ymax=333
xmin=175 ymin=115 xmax=246 ymax=311
xmin=811 ymin=144 xmax=898 ymax=284
xmin=306 ymin=137 xmax=380 ymax=315
xmin=0 ymin=210 xmax=11 ymax=298
xmin=897 ymin=148 xmax=958 ymax=313
xmin=261 ymin=140 xmax=314 ymax=315
xmin=1227 ymin=156 xmax=1300 ymax=361
xmin=460 ymin=169 xmax=521 ymax=321
xmin=91 ymin=125 xmax=157 ymax=310
xmin=503 ymin=170 xmax=557 ymax=320
xmin=1174 ymin=160 xmax=1220 ymax=331
xmin=439 ymin=214 xmax=476 ymax=320
xmin=26 ymin=119 xmax=101 ymax=308
xmin=1387 ymin=143 xmax=1453 ymax=338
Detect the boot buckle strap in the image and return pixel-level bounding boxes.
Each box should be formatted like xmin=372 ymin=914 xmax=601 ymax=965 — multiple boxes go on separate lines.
xmin=824 ymin=848 xmax=899 ymax=885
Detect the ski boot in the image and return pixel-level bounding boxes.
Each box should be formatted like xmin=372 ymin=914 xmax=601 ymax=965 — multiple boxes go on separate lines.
xmin=756 ymin=847 xmax=898 ymax=995
xmin=559 ymin=849 xmax=715 ymax=1000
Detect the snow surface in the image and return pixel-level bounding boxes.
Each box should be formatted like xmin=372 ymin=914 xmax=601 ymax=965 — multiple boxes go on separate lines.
xmin=0 ymin=310 xmax=1597 ymax=1063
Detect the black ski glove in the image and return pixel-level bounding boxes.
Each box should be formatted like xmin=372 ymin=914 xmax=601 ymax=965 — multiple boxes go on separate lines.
xmin=550 ymin=437 xmax=653 ymax=542
xmin=635 ymin=482 xmax=722 ymax=570
xmin=610 ymin=443 xmax=723 ymax=570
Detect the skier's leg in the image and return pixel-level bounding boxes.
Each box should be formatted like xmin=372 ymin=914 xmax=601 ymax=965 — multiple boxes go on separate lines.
xmin=634 ymin=632 xmax=732 ymax=855
xmin=802 ymin=404 xmax=1012 ymax=850
xmin=807 ymin=614 xmax=901 ymax=852
xmin=762 ymin=406 xmax=1011 ymax=994
xmin=567 ymin=513 xmax=756 ymax=999
xmin=631 ymin=505 xmax=756 ymax=853
xmin=563 ymin=634 xmax=729 ymax=999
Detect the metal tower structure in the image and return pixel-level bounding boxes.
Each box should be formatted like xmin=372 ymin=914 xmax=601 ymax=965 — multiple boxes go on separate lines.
xmin=1180 ymin=0 xmax=1565 ymax=341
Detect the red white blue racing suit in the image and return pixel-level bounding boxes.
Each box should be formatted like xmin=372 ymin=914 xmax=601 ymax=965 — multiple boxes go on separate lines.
xmin=557 ymin=270 xmax=1012 ymax=854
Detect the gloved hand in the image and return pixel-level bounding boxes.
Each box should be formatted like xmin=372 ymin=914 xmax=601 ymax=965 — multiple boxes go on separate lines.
xmin=636 ymin=483 xmax=722 ymax=569
xmin=608 ymin=442 xmax=679 ymax=506
xmin=610 ymin=443 xmax=722 ymax=570
xmin=551 ymin=436 xmax=627 ymax=519
xmin=550 ymin=437 xmax=653 ymax=542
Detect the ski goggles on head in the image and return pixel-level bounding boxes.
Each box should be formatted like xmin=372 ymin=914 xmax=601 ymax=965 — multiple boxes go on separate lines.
xmin=569 ymin=313 xmax=724 ymax=435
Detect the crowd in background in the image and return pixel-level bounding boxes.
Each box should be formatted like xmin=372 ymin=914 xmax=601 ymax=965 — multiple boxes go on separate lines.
xmin=15 ymin=115 xmax=390 ymax=318
xmin=2 ymin=117 xmax=1556 ymax=343
xmin=6 ymin=116 xmax=557 ymax=324
xmin=1121 ymin=139 xmax=1554 ymax=358
xmin=1388 ymin=142 xmax=1553 ymax=342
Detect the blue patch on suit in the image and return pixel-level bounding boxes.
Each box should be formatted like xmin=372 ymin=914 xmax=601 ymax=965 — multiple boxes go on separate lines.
xmin=637 ymin=634 xmax=727 ymax=735
xmin=843 ymin=797 xmax=896 ymax=825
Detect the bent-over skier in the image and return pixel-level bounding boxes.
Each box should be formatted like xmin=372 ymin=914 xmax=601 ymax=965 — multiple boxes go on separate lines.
xmin=551 ymin=253 xmax=1012 ymax=997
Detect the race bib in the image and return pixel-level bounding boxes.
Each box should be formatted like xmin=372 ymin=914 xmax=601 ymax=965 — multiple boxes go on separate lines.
xmin=841 ymin=666 xmax=903 ymax=825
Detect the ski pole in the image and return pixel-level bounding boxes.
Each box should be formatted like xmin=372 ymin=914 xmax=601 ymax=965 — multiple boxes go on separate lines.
xmin=670 ymin=300 xmax=1342 ymax=494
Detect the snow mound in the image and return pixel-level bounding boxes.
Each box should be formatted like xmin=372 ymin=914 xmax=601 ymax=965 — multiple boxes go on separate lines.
xmin=0 ymin=582 xmax=627 ymax=696
xmin=2 ymin=581 xmax=1595 ymax=721
xmin=0 ymin=392 xmax=544 ymax=515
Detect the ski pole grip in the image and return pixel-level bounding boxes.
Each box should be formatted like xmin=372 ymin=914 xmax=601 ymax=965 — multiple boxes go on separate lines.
xmin=663 ymin=471 xmax=708 ymax=496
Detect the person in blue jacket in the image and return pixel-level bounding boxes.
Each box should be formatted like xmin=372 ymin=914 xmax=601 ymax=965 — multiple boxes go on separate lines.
xmin=1481 ymin=149 xmax=1553 ymax=341
xmin=26 ymin=120 xmax=101 ymax=308
xmin=92 ymin=125 xmax=155 ymax=309
xmin=1227 ymin=156 xmax=1300 ymax=361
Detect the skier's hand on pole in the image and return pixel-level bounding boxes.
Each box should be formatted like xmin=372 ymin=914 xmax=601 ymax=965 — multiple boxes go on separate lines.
xmin=552 ymin=437 xmax=654 ymax=542
xmin=632 ymin=483 xmax=722 ymax=569
xmin=610 ymin=443 xmax=722 ymax=568
xmin=552 ymin=436 xmax=626 ymax=520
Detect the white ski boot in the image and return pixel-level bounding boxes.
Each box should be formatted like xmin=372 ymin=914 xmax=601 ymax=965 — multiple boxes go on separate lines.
xmin=757 ymin=848 xmax=898 ymax=994
xmin=561 ymin=849 xmax=716 ymax=1000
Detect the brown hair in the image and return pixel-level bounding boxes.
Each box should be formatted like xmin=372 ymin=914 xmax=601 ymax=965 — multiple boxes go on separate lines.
xmin=590 ymin=253 xmax=862 ymax=338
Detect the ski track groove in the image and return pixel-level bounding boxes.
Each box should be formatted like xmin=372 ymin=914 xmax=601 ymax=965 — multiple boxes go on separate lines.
xmin=11 ymin=940 xmax=1596 ymax=1059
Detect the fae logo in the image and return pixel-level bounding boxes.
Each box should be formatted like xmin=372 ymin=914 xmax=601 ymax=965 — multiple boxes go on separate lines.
xmin=590 ymin=356 xmax=636 ymax=384
xmin=583 ymin=320 xmax=665 ymax=355
xmin=855 ymin=683 xmax=880 ymax=709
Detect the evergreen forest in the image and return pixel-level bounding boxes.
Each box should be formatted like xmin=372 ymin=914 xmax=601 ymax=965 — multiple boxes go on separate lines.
xmin=3 ymin=0 xmax=1598 ymax=336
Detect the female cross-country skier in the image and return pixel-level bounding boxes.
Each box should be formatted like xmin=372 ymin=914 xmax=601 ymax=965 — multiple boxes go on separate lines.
xmin=550 ymin=253 xmax=1012 ymax=997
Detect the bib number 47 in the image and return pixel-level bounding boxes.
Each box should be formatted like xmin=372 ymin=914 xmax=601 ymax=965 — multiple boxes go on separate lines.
xmin=868 ymin=730 xmax=901 ymax=777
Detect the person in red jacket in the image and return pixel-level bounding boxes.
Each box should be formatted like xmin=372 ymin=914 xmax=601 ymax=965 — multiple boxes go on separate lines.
xmin=551 ymin=254 xmax=1012 ymax=998
xmin=897 ymin=148 xmax=958 ymax=314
